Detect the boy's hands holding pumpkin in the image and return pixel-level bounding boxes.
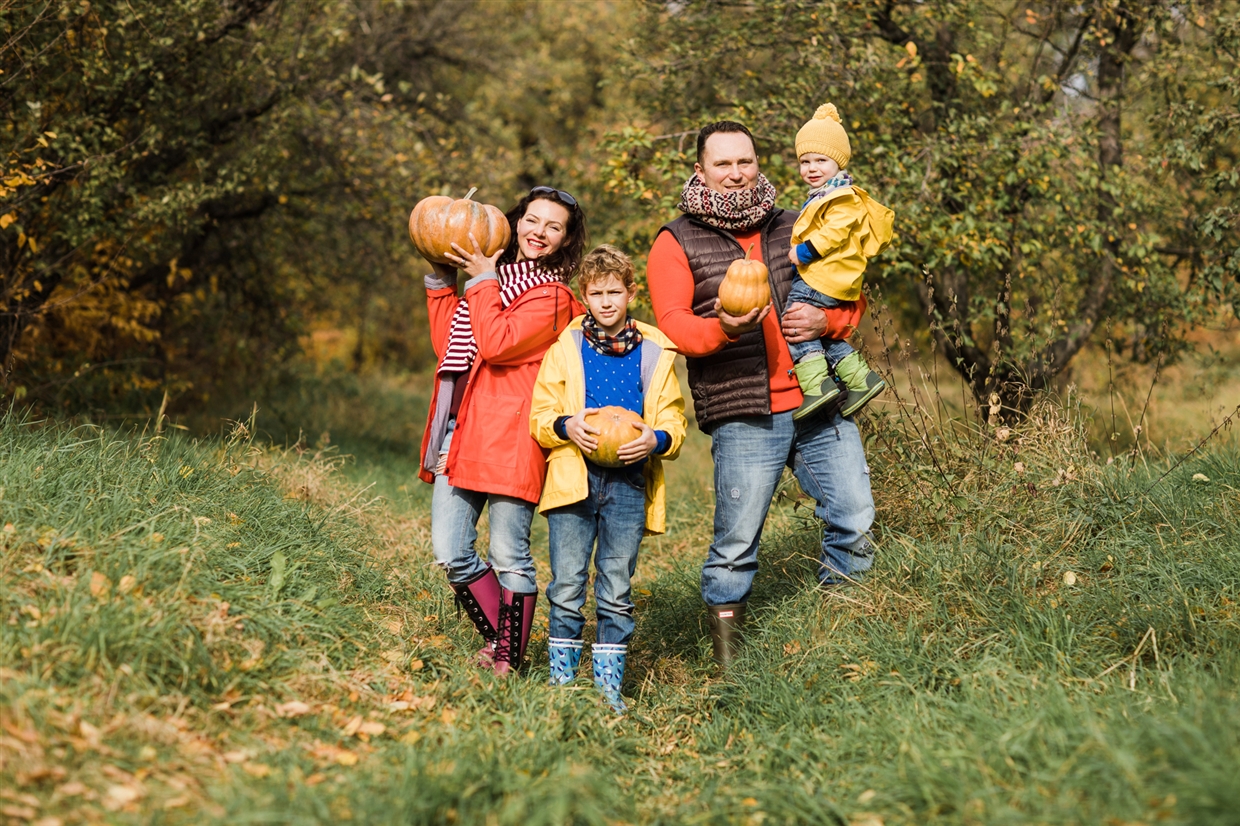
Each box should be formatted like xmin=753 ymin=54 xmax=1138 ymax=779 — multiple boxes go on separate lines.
xmin=446 ymin=233 xmax=503 ymax=278
xmin=565 ymin=408 xmax=601 ymax=454
xmin=617 ymin=422 xmax=658 ymax=464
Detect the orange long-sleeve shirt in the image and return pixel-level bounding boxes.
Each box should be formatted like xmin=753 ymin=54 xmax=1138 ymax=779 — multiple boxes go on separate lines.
xmin=647 ymin=225 xmax=867 ymax=417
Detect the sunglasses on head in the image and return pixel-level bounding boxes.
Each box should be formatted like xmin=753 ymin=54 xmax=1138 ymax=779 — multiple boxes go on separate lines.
xmin=529 ymin=186 xmax=578 ymax=208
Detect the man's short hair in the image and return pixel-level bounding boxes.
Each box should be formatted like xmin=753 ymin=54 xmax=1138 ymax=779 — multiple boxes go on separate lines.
xmin=696 ymin=121 xmax=757 ymax=164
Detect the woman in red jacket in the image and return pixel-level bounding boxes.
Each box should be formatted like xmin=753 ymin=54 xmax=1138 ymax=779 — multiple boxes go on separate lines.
xmin=418 ymin=187 xmax=586 ymax=676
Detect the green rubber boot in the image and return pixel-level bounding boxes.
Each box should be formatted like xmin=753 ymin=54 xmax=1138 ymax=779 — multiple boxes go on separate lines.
xmin=791 ymin=353 xmax=842 ymax=422
xmin=835 ymin=351 xmax=886 ymax=417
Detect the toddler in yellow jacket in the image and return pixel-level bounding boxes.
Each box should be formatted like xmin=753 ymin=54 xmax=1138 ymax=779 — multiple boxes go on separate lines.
xmin=529 ymin=244 xmax=686 ymax=713
xmin=785 ymin=103 xmax=895 ymax=421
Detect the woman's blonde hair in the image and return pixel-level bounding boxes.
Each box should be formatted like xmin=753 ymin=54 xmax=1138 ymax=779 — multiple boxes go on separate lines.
xmin=577 ymin=244 xmax=637 ymax=292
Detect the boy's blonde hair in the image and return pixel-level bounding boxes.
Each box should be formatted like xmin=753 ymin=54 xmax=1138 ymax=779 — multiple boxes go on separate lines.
xmin=577 ymin=244 xmax=637 ymax=293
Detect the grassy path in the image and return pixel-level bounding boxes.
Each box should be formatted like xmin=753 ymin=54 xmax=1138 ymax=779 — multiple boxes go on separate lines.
xmin=2 ymin=377 xmax=1239 ymax=824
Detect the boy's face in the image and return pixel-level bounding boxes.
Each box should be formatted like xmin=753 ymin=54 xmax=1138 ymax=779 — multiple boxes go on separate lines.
xmin=799 ymin=153 xmax=840 ymax=188
xmin=582 ymin=274 xmax=635 ymax=337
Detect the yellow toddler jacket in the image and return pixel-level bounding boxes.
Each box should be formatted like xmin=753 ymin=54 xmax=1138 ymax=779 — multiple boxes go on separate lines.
xmin=529 ymin=317 xmax=687 ymax=536
xmin=791 ymin=185 xmax=895 ymax=301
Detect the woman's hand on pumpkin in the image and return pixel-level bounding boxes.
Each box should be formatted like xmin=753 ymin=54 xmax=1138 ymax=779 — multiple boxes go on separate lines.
xmin=446 ymin=233 xmax=503 ymax=278
xmin=617 ymin=422 xmax=658 ymax=463
xmin=781 ymin=302 xmax=829 ymax=344
xmin=565 ymin=408 xmax=600 ymax=453
xmin=715 ymin=298 xmax=771 ymax=337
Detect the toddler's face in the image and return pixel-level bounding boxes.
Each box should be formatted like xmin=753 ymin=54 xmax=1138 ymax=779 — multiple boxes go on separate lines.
xmin=582 ymin=274 xmax=635 ymax=336
xmin=799 ymin=153 xmax=840 ymax=188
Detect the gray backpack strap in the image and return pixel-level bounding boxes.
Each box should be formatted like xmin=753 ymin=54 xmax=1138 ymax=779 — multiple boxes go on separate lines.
xmin=571 ymin=329 xmax=584 ymax=350
xmin=639 ymin=339 xmax=661 ymax=400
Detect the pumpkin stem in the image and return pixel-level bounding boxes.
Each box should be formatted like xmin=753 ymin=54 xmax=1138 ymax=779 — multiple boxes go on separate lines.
xmin=464 ymin=187 xmax=478 ymax=201
xmin=745 ymin=243 xmax=755 ymax=261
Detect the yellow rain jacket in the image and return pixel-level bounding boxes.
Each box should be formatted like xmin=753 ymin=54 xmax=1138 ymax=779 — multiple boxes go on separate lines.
xmin=530 ymin=317 xmax=687 ymax=536
xmin=791 ymin=185 xmax=895 ymax=301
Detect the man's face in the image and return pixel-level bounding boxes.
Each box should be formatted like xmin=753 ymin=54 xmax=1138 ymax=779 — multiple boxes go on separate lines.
xmin=694 ymin=132 xmax=759 ymax=194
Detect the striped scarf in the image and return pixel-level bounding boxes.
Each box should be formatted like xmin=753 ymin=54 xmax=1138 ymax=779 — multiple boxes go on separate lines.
xmin=582 ymin=313 xmax=642 ymax=356
xmin=437 ymin=260 xmax=562 ymax=375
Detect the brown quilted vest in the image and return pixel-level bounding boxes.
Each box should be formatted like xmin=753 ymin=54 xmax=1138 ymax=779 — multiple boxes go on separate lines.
xmin=659 ymin=209 xmax=797 ymax=432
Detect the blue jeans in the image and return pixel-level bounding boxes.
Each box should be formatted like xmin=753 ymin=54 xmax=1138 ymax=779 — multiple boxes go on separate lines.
xmin=431 ymin=423 xmax=537 ymax=593
xmin=703 ymin=411 xmax=874 ymax=604
xmin=545 ymin=463 xmax=647 ymax=645
xmin=785 ymin=277 xmax=856 ymax=366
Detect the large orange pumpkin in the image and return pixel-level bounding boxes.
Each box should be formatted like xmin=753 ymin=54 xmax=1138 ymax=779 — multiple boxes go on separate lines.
xmin=717 ymin=243 xmax=771 ymax=316
xmin=408 ymin=187 xmax=511 ymax=264
xmin=583 ymin=406 xmax=645 ymax=468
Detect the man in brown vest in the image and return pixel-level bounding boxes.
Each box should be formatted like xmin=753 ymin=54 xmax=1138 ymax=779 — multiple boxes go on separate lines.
xmin=646 ymin=121 xmax=876 ymax=667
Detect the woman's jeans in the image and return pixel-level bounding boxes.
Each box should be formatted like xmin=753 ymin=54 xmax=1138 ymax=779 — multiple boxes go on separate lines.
xmin=545 ymin=463 xmax=646 ymax=646
xmin=704 ymin=410 xmax=874 ymax=604
xmin=785 ymin=276 xmax=856 ymax=366
xmin=431 ymin=422 xmax=537 ymax=594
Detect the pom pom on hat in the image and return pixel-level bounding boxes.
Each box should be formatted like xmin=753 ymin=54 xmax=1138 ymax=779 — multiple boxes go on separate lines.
xmin=816 ymin=103 xmax=841 ymax=123
xmin=796 ymin=102 xmax=851 ymax=168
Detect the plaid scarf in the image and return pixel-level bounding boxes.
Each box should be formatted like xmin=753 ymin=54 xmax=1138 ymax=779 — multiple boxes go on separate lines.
xmin=437 ymin=260 xmax=562 ymax=376
xmin=677 ymin=172 xmax=779 ymax=231
xmin=802 ymin=171 xmax=855 ymax=208
xmin=582 ymin=313 xmax=642 ymax=356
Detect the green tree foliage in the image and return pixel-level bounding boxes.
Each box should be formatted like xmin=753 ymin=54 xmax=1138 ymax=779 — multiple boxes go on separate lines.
xmin=0 ymin=0 xmax=635 ymax=410
xmin=607 ymin=0 xmax=1240 ymax=412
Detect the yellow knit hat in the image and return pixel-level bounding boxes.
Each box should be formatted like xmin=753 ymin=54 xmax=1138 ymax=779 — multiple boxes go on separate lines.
xmin=796 ymin=103 xmax=851 ymax=169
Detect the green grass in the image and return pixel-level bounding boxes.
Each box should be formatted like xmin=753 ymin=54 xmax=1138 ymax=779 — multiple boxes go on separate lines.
xmin=2 ymin=376 xmax=1239 ymax=825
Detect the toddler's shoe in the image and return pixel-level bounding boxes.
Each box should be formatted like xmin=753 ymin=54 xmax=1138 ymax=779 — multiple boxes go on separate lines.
xmin=791 ymin=352 xmax=842 ymax=421
xmin=835 ymin=351 xmax=886 ymax=417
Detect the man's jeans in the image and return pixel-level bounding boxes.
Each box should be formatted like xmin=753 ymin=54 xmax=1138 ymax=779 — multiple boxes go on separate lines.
xmin=703 ymin=410 xmax=874 ymax=605
xmin=545 ymin=463 xmax=647 ymax=645
xmin=785 ymin=277 xmax=856 ymax=366
xmin=431 ymin=423 xmax=537 ymax=594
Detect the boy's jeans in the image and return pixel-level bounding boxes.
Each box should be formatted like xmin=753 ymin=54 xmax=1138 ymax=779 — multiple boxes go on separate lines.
xmin=703 ymin=410 xmax=874 ymax=604
xmin=546 ymin=463 xmax=647 ymax=646
xmin=431 ymin=422 xmax=537 ymax=594
xmin=785 ymin=276 xmax=856 ymax=366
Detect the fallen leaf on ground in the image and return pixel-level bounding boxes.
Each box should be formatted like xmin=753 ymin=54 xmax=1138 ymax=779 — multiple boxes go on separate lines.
xmin=102 ymin=784 xmax=143 ymax=811
xmin=16 ymin=767 xmax=66 ymax=785
xmin=89 ymin=572 xmax=111 ymax=598
xmin=275 ymin=701 xmax=313 ymax=718
xmin=0 ymin=791 xmax=41 ymax=808
xmin=242 ymin=762 xmax=271 ymax=778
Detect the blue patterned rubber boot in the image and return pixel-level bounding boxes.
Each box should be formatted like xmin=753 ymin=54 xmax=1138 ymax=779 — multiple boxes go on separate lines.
xmin=592 ymin=643 xmax=628 ymax=714
xmin=548 ymin=638 xmax=583 ymax=686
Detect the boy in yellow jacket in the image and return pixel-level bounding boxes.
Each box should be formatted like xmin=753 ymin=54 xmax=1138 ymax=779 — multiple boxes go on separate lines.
xmin=530 ymin=244 xmax=686 ymax=713
xmin=786 ymin=103 xmax=895 ymax=421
